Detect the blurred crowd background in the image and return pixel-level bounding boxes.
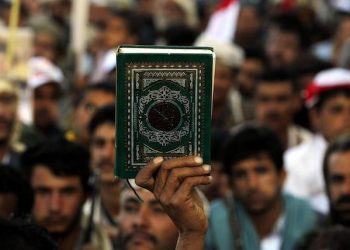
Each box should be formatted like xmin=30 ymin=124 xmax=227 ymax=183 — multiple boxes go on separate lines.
xmin=1 ymin=0 xmax=350 ymax=249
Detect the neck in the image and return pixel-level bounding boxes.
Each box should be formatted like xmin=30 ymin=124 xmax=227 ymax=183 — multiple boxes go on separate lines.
xmin=277 ymin=129 xmax=288 ymax=150
xmin=56 ymin=224 xmax=81 ymax=250
xmin=250 ymin=197 xmax=283 ymax=239
xmin=100 ymin=182 xmax=120 ymax=218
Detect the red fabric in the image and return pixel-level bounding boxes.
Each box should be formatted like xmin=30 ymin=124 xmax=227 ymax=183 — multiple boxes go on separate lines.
xmin=217 ymin=0 xmax=237 ymax=11
xmin=281 ymin=0 xmax=295 ymax=11
xmin=305 ymin=82 xmax=350 ymax=105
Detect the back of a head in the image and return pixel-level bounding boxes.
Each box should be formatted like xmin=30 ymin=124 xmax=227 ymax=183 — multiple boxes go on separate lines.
xmin=304 ymin=226 xmax=350 ymax=250
xmin=0 ymin=218 xmax=57 ymax=250
xmin=22 ymin=138 xmax=91 ymax=192
xmin=222 ymin=123 xmax=284 ymax=176
xmin=0 ymin=167 xmax=33 ymax=218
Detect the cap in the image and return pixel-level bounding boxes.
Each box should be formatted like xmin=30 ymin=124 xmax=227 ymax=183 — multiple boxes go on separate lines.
xmin=305 ymin=68 xmax=350 ymax=108
xmin=0 ymin=78 xmax=18 ymax=97
xmin=194 ymin=34 xmax=244 ymax=69
xmin=28 ymin=57 xmax=65 ymax=90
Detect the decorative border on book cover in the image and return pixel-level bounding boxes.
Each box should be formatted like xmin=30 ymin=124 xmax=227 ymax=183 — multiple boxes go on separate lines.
xmin=124 ymin=62 xmax=205 ymax=170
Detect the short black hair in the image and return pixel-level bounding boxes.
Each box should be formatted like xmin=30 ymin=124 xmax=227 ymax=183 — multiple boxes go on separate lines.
xmin=75 ymin=82 xmax=115 ymax=107
xmin=222 ymin=123 xmax=284 ymax=176
xmin=22 ymin=138 xmax=91 ymax=192
xmin=0 ymin=218 xmax=57 ymax=250
xmin=88 ymin=104 xmax=115 ymax=135
xmin=257 ymin=69 xmax=298 ymax=93
xmin=0 ymin=167 xmax=33 ymax=218
xmin=323 ymin=134 xmax=350 ymax=193
xmin=108 ymin=9 xmax=141 ymax=42
xmin=269 ymin=12 xmax=309 ymax=49
xmin=314 ymin=88 xmax=350 ymax=111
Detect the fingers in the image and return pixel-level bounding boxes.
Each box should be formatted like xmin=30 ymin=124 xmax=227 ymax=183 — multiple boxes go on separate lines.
xmin=135 ymin=156 xmax=164 ymax=191
xmin=172 ymin=175 xmax=212 ymax=204
xmin=156 ymin=165 xmax=211 ymax=202
xmin=153 ymin=156 xmax=204 ymax=195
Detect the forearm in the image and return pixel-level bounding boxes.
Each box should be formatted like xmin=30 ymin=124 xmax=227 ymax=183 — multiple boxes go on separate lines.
xmin=176 ymin=232 xmax=206 ymax=250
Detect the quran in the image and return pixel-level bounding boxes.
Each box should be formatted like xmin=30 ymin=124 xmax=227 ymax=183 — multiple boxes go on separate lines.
xmin=115 ymin=45 xmax=215 ymax=178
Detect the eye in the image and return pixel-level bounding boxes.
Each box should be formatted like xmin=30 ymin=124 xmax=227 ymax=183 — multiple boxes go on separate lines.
xmin=123 ymin=203 xmax=139 ymax=214
xmin=152 ymin=205 xmax=165 ymax=214
xmin=329 ymin=174 xmax=345 ymax=184
xmin=255 ymin=165 xmax=268 ymax=174
xmin=329 ymin=105 xmax=343 ymax=114
xmin=92 ymin=138 xmax=106 ymax=148
xmin=232 ymin=170 xmax=246 ymax=179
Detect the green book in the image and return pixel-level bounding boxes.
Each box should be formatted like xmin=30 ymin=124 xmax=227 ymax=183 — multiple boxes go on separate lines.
xmin=115 ymin=45 xmax=215 ymax=179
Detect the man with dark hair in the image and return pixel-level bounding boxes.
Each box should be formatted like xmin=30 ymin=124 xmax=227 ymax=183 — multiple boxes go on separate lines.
xmin=67 ymin=82 xmax=115 ymax=145
xmin=22 ymin=138 xmax=113 ymax=250
xmin=90 ymin=8 xmax=141 ymax=83
xmin=323 ymin=134 xmax=350 ymax=227
xmin=0 ymin=166 xmax=33 ymax=219
xmin=84 ymin=104 xmax=121 ymax=245
xmin=206 ymin=124 xmax=317 ymax=250
xmin=264 ymin=12 xmax=309 ymax=70
xmin=285 ymin=68 xmax=350 ymax=214
xmin=254 ymin=69 xmax=312 ymax=150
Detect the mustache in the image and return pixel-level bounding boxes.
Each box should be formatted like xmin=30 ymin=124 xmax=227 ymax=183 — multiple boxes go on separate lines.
xmin=336 ymin=195 xmax=350 ymax=205
xmin=123 ymin=230 xmax=158 ymax=245
xmin=264 ymin=111 xmax=282 ymax=121
xmin=97 ymin=158 xmax=114 ymax=167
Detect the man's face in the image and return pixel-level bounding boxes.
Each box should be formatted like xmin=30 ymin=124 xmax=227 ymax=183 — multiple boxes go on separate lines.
xmin=0 ymin=92 xmax=16 ymax=144
xmin=75 ymin=90 xmax=115 ymax=143
xmin=118 ymin=189 xmax=178 ymax=250
xmin=236 ymin=58 xmax=264 ymax=97
xmin=33 ymin=83 xmax=61 ymax=130
xmin=327 ymin=150 xmax=350 ymax=226
xmin=34 ymin=32 xmax=58 ymax=63
xmin=255 ymin=82 xmax=296 ymax=132
xmin=90 ymin=122 xmax=115 ymax=181
xmin=231 ymin=153 xmax=285 ymax=214
xmin=31 ymin=165 xmax=85 ymax=235
xmin=104 ymin=16 xmax=135 ymax=49
xmin=265 ymin=27 xmax=300 ymax=69
xmin=213 ymin=65 xmax=235 ymax=106
xmin=313 ymin=94 xmax=350 ymax=142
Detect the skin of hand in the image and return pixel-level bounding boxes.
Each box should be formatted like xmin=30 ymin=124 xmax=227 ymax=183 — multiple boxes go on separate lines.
xmin=135 ymin=156 xmax=212 ymax=250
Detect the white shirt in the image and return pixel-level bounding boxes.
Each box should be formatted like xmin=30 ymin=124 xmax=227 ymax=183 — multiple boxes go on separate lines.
xmin=284 ymin=134 xmax=329 ymax=214
xmin=261 ymin=215 xmax=285 ymax=250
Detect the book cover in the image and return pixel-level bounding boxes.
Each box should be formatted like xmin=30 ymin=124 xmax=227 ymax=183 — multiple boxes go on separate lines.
xmin=116 ymin=45 xmax=215 ymax=179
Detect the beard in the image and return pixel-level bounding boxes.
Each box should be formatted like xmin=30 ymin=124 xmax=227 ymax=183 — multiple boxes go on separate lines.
xmin=47 ymin=207 xmax=82 ymax=240
xmin=331 ymin=195 xmax=350 ymax=226
xmin=118 ymin=229 xmax=158 ymax=250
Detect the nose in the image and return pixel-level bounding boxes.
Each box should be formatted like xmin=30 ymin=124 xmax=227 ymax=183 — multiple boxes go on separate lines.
xmin=49 ymin=192 xmax=61 ymax=213
xmin=247 ymin=173 xmax=259 ymax=190
xmin=102 ymin=141 xmax=115 ymax=160
xmin=132 ymin=206 xmax=149 ymax=229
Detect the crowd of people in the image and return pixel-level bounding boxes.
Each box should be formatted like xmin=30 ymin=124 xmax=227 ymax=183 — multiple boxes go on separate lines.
xmin=1 ymin=0 xmax=350 ymax=249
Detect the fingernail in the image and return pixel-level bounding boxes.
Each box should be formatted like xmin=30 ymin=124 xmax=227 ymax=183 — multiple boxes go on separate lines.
xmin=194 ymin=156 xmax=203 ymax=164
xmin=208 ymin=175 xmax=213 ymax=181
xmin=153 ymin=157 xmax=164 ymax=165
xmin=203 ymin=164 xmax=211 ymax=172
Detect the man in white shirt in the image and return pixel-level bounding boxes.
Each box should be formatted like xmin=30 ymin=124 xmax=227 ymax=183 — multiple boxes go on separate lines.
xmin=284 ymin=68 xmax=350 ymax=214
